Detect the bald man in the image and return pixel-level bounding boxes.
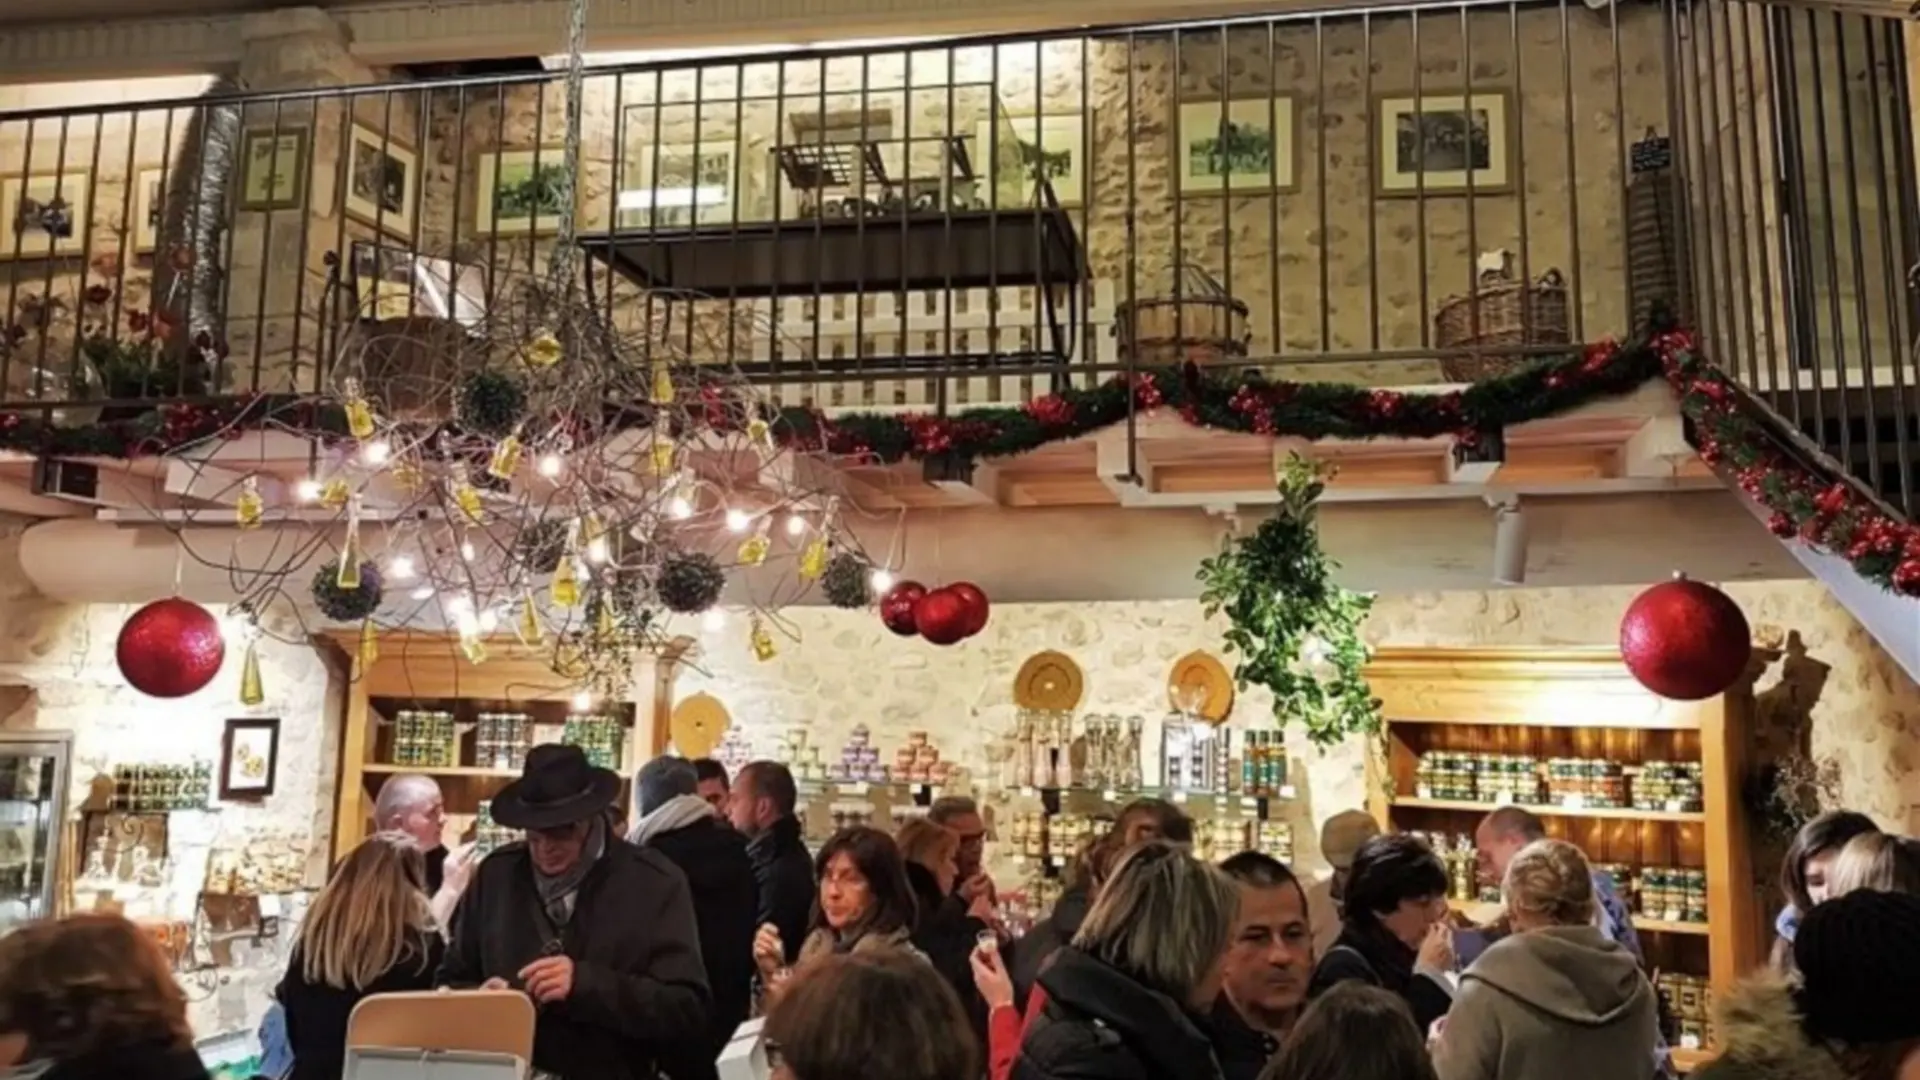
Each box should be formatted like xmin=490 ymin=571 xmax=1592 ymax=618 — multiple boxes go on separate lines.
xmin=374 ymin=773 xmax=476 ymax=931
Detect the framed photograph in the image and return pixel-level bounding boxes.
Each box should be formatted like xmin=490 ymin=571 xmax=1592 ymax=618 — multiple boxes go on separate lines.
xmin=1376 ymin=92 xmax=1512 ymax=196
xmin=350 ymin=241 xmax=488 ymax=327
xmin=343 ymin=124 xmax=417 ymax=236
xmin=0 ymin=171 xmax=90 ymax=260
xmin=219 ymin=718 xmax=279 ymax=800
xmin=618 ymin=133 xmax=737 ymax=229
xmin=1176 ymin=97 xmax=1297 ymax=196
xmin=239 ymin=128 xmax=308 ymax=211
xmin=133 ymin=168 xmax=165 ymax=253
xmin=976 ymin=113 xmax=1087 ymax=208
xmin=476 ymin=147 xmax=572 ymax=236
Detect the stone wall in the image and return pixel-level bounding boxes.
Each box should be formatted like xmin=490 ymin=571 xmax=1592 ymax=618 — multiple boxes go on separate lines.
xmin=0 ymin=518 xmax=339 ymax=1045
xmin=672 ymin=578 xmax=1920 ymax=888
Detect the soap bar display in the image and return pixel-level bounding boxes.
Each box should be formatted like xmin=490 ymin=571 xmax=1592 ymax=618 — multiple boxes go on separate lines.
xmin=111 ymin=763 xmax=212 ymax=812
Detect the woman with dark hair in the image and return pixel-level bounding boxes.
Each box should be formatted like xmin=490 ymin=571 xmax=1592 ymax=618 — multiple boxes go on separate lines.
xmin=1263 ymin=982 xmax=1437 ymax=1080
xmin=754 ymin=826 xmax=922 ymax=997
xmin=0 ymin=913 xmax=208 ymax=1080
xmin=1772 ymin=810 xmax=1878 ymax=973
xmin=1308 ymin=833 xmax=1454 ymax=1034
xmin=764 ymin=950 xmax=978 ymax=1080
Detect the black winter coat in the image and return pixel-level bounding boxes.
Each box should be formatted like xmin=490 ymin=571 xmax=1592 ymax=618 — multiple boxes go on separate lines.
xmin=1308 ymin=923 xmax=1453 ymax=1034
xmin=438 ymin=839 xmax=711 ymax=1080
xmin=1012 ymin=947 xmax=1224 ymax=1080
xmin=906 ymin=862 xmax=989 ymax=1044
xmin=40 ymin=1042 xmax=209 ymax=1080
xmin=642 ymin=817 xmax=758 ymax=1080
xmin=746 ymin=815 xmax=815 ymax=964
xmin=1009 ymin=885 xmax=1090 ymax=1005
xmin=278 ymin=932 xmax=445 ymax=1080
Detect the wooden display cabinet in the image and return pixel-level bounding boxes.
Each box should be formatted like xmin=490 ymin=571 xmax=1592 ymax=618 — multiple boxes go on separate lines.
xmin=1364 ymin=647 xmax=1764 ymax=1074
xmin=320 ymin=632 xmax=688 ymax=864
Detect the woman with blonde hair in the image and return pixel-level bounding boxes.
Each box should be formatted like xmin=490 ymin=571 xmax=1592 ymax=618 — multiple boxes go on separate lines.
xmin=1012 ymin=841 xmax=1238 ymax=1080
xmin=1826 ymin=832 xmax=1920 ymax=898
xmin=1433 ymin=839 xmax=1658 ymax=1080
xmin=896 ymin=818 xmax=991 ymax=1040
xmin=0 ymin=913 xmax=205 ymax=1080
xmin=278 ymin=832 xmax=445 ymax=1080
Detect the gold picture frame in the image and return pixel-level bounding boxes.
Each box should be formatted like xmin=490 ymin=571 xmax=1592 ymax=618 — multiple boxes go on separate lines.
xmin=1375 ymin=91 xmax=1514 ymax=197
xmin=343 ymin=124 xmax=417 ymax=237
xmin=239 ymin=127 xmax=309 ymax=212
xmin=475 ymin=147 xmax=572 ymax=236
xmin=1175 ymin=96 xmax=1298 ymax=197
xmin=0 ymin=171 xmax=90 ymax=261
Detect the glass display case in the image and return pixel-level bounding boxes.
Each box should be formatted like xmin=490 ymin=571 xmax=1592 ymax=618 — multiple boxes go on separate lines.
xmin=0 ymin=733 xmax=70 ymax=934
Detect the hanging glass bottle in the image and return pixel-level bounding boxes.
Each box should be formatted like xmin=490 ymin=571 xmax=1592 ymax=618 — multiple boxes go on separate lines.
xmin=551 ymin=552 xmax=582 ymax=608
xmin=737 ymin=517 xmax=772 ymax=567
xmin=343 ymin=377 xmax=376 ymax=440
xmin=516 ymin=594 xmax=544 ymax=647
xmin=238 ymin=639 xmax=265 ymax=706
xmin=453 ymin=481 xmax=486 ymax=522
xmin=235 ymin=475 xmax=264 ymax=530
xmin=651 ymin=363 xmax=676 ymax=405
xmin=487 ymin=429 xmax=524 ymax=481
xmin=336 ymin=499 xmax=363 ymax=590
xmin=750 ymin=615 xmax=777 ymax=662
xmin=358 ymin=618 xmax=380 ymax=668
xmin=797 ymin=533 xmax=829 ymax=580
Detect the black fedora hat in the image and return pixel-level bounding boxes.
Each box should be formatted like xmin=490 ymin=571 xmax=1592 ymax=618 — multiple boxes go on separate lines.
xmin=490 ymin=743 xmax=621 ymax=831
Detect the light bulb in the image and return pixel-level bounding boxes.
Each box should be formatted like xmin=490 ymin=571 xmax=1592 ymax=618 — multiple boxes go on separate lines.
xmin=409 ymin=585 xmax=435 ymax=601
xmin=586 ymin=536 xmax=610 ymax=564
xmin=362 ymin=440 xmax=392 ymax=466
xmin=668 ymin=495 xmax=694 ymax=520
xmin=295 ymin=478 xmax=322 ymax=503
xmin=871 ymin=568 xmax=895 ymax=592
xmin=446 ymin=593 xmax=474 ymax=615
xmin=702 ymin=608 xmax=726 ymax=632
xmin=460 ymin=538 xmax=476 ymax=562
xmin=537 ymin=453 xmax=564 ymax=479
xmin=785 ymin=514 xmax=807 ymax=537
xmin=388 ymin=555 xmax=416 ymax=580
xmin=453 ymin=608 xmax=481 ymax=637
xmin=725 ymin=508 xmax=751 ymax=533
xmin=478 ymin=608 xmax=500 ymax=633
xmin=571 ymin=690 xmax=594 ymax=711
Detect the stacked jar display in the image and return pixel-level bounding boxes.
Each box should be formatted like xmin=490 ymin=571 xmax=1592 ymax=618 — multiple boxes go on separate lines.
xmin=392 ymin=710 xmax=457 ymax=767
xmin=562 ymin=714 xmax=624 ymax=771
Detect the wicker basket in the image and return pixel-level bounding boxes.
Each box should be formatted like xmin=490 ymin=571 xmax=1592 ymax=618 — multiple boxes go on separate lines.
xmin=1433 ymin=267 xmax=1570 ymax=382
xmin=1113 ymin=266 xmax=1252 ymax=367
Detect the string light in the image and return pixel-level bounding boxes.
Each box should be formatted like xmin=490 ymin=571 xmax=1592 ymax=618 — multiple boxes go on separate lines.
xmin=460 ymin=532 xmax=477 ymax=562
xmin=586 ymin=535 xmax=610 ymax=564
xmin=388 ymin=555 xmax=416 ymax=580
xmin=701 ymin=609 xmax=726 ymax=632
xmin=362 ymin=440 xmax=393 ymax=466
xmin=785 ymin=514 xmax=807 ymax=537
xmin=295 ymin=478 xmax=323 ymax=503
xmin=571 ymin=690 xmax=594 ymax=711
xmin=871 ymin=568 xmax=895 ymax=591
xmin=409 ymin=585 xmax=435 ymax=601
xmin=668 ymin=493 xmax=695 ymax=520
xmin=537 ymin=453 xmax=564 ymax=478
xmin=725 ymin=508 xmax=752 ymax=533
xmin=478 ymin=608 xmax=500 ymax=633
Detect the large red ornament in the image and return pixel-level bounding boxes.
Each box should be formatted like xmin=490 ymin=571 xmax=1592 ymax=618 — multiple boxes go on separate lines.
xmin=116 ymin=598 xmax=225 ymax=699
xmin=914 ymin=588 xmax=972 ymax=646
xmin=1619 ymin=573 xmax=1752 ymax=701
xmin=880 ymin=581 xmax=927 ymax=637
xmin=948 ymin=582 xmax=991 ymax=638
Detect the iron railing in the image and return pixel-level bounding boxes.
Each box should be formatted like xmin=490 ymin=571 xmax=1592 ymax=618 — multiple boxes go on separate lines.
xmin=0 ymin=0 xmax=1911 ymax=512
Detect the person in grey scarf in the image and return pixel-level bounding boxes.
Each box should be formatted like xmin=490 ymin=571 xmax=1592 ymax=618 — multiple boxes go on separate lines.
xmin=629 ymin=757 xmax=758 ymax=1080
xmin=438 ymin=744 xmax=709 ymax=1080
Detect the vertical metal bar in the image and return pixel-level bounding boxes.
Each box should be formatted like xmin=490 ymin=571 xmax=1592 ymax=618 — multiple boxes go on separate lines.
xmin=604 ymin=74 xmax=624 ymax=329
xmin=730 ymin=64 xmax=747 ymax=375
xmin=1609 ymin=0 xmax=1632 ymax=324
xmin=1699 ymin=2 xmax=1737 ymax=379
xmin=1219 ymin=24 xmax=1233 ymax=345
xmin=1862 ymin=22 xmax=1911 ymax=511
xmin=1738 ymin=3 xmax=1785 ymax=405
xmin=1412 ymin=11 xmax=1430 ymax=351
xmin=1510 ymin=2 xmax=1532 ymax=344
xmin=1314 ymin=16 xmax=1330 ymax=352
xmin=1759 ymin=9 xmax=1803 ymax=421
xmin=1172 ymin=29 xmax=1185 ymax=349
xmin=812 ymin=57 xmax=828 ymax=394
xmin=1885 ymin=21 xmax=1920 ymax=410
xmin=1461 ymin=5 xmax=1479 ymax=347
xmin=1559 ymin=0 xmax=1584 ymax=341
xmin=939 ymin=48 xmax=955 ymax=414
xmin=1080 ymin=35 xmax=1094 ymax=386
xmin=1366 ymin=14 xmax=1380 ymax=353
xmin=1267 ymin=20 xmax=1283 ymax=359
xmin=1771 ymin=7 xmax=1823 ymax=437
xmin=1710 ymin=0 xmax=1760 ymax=388
xmin=1832 ymin=14 xmax=1881 ymax=492
xmin=32 ymin=115 xmax=73 ymax=395
xmin=530 ymin=80 xmax=550 ymax=287
xmin=1805 ymin=10 xmax=1851 ymax=461
xmin=108 ymin=106 xmax=139 ymax=359
xmin=1125 ymin=29 xmax=1139 ymax=483
xmin=71 ymin=111 xmax=108 ymax=394
xmin=689 ymin=59 xmax=709 ymax=364
xmin=246 ymin=102 xmax=287 ymax=393
xmin=486 ymin=83 xmax=509 ymax=312
xmin=288 ymin=93 xmax=324 ymax=393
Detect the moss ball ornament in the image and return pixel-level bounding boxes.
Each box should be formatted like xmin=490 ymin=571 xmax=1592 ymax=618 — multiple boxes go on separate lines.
xmin=821 ymin=552 xmax=873 ymax=609
xmin=656 ymin=551 xmax=727 ymax=614
xmin=311 ymin=560 xmax=384 ymax=622
xmin=457 ymin=370 xmax=528 ymax=437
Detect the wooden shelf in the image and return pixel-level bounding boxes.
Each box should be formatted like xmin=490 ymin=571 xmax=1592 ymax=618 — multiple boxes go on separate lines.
xmin=1445 ymin=897 xmax=1710 ymax=937
xmin=359 ymin=764 xmax=521 ymax=779
xmin=1389 ymin=796 xmax=1706 ymax=824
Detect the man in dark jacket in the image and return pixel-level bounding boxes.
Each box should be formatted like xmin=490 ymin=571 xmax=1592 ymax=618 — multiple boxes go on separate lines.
xmin=726 ymin=760 xmax=814 ymax=964
xmin=439 ymin=744 xmax=710 ymax=1080
xmin=630 ymin=756 xmax=756 ymax=1080
xmin=1208 ymin=852 xmax=1311 ymax=1080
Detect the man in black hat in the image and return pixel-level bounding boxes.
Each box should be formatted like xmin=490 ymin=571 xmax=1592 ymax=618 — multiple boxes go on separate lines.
xmin=439 ymin=744 xmax=710 ymax=1080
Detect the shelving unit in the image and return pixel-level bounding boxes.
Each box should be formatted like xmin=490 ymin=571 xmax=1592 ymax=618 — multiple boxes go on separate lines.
xmin=320 ymin=632 xmax=691 ymax=863
xmin=1365 ymin=647 xmax=1764 ymax=1072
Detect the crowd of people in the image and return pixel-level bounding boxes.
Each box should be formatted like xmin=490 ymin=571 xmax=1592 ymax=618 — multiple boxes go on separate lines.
xmin=2 ymin=745 xmax=1919 ymax=1080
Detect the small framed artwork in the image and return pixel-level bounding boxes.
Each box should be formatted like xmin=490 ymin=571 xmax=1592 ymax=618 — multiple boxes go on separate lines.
xmin=0 ymin=171 xmax=90 ymax=260
xmin=1376 ymin=92 xmax=1513 ymax=197
xmin=1176 ymin=97 xmax=1297 ymax=196
xmin=476 ymin=147 xmax=572 ymax=236
xmin=977 ymin=113 xmax=1087 ymax=208
xmin=618 ymin=138 xmax=738 ymax=229
xmin=343 ymin=124 xmax=417 ymax=237
xmin=133 ymin=168 xmax=165 ymax=253
xmin=239 ymin=128 xmax=308 ymax=211
xmin=219 ymin=718 xmax=280 ymax=800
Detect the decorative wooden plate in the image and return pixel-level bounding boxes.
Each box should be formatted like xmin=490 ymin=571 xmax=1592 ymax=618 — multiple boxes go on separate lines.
xmin=1014 ymin=651 xmax=1086 ymax=712
xmin=670 ymin=692 xmax=731 ymax=758
xmin=1168 ymin=650 xmax=1235 ymax=723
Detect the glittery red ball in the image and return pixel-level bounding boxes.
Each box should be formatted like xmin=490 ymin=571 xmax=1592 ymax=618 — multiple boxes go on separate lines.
xmin=115 ymin=598 xmax=225 ymax=699
xmin=948 ymin=582 xmax=991 ymax=637
xmin=1893 ymin=560 xmax=1920 ymax=597
xmin=879 ymin=581 xmax=927 ymax=637
xmin=914 ymin=588 xmax=971 ymax=646
xmin=1619 ymin=574 xmax=1752 ymax=701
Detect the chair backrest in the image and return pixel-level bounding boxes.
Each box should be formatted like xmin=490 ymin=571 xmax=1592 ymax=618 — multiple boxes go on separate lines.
xmin=345 ymin=989 xmax=536 ymax=1061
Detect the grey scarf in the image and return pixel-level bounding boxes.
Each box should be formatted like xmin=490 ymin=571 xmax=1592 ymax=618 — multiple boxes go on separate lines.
xmin=533 ymin=816 xmax=606 ymax=927
xmin=629 ymin=793 xmax=715 ymax=848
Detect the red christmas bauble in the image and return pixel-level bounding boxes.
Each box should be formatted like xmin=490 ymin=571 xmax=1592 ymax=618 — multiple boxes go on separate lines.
xmin=948 ymin=582 xmax=991 ymax=637
xmin=879 ymin=581 xmax=927 ymax=637
xmin=116 ymin=598 xmax=225 ymax=699
xmin=915 ymin=588 xmax=971 ymax=646
xmin=1619 ymin=573 xmax=1752 ymax=701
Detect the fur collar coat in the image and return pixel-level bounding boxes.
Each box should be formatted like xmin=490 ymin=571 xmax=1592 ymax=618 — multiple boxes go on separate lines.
xmin=1692 ymin=975 xmax=1848 ymax=1080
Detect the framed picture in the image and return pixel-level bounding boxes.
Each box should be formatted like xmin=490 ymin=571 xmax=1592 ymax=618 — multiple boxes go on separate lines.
xmin=476 ymin=147 xmax=572 ymax=236
xmin=1376 ymin=92 xmax=1512 ymax=196
xmin=133 ymin=167 xmax=165 ymax=254
xmin=239 ymin=128 xmax=308 ymax=211
xmin=343 ymin=124 xmax=417 ymax=236
xmin=0 ymin=171 xmax=90 ymax=260
xmin=1176 ymin=97 xmax=1297 ymax=196
xmin=618 ymin=132 xmax=737 ymax=229
xmin=219 ymin=718 xmax=279 ymax=800
xmin=350 ymin=241 xmax=488 ymax=327
xmin=976 ymin=113 xmax=1087 ymax=208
